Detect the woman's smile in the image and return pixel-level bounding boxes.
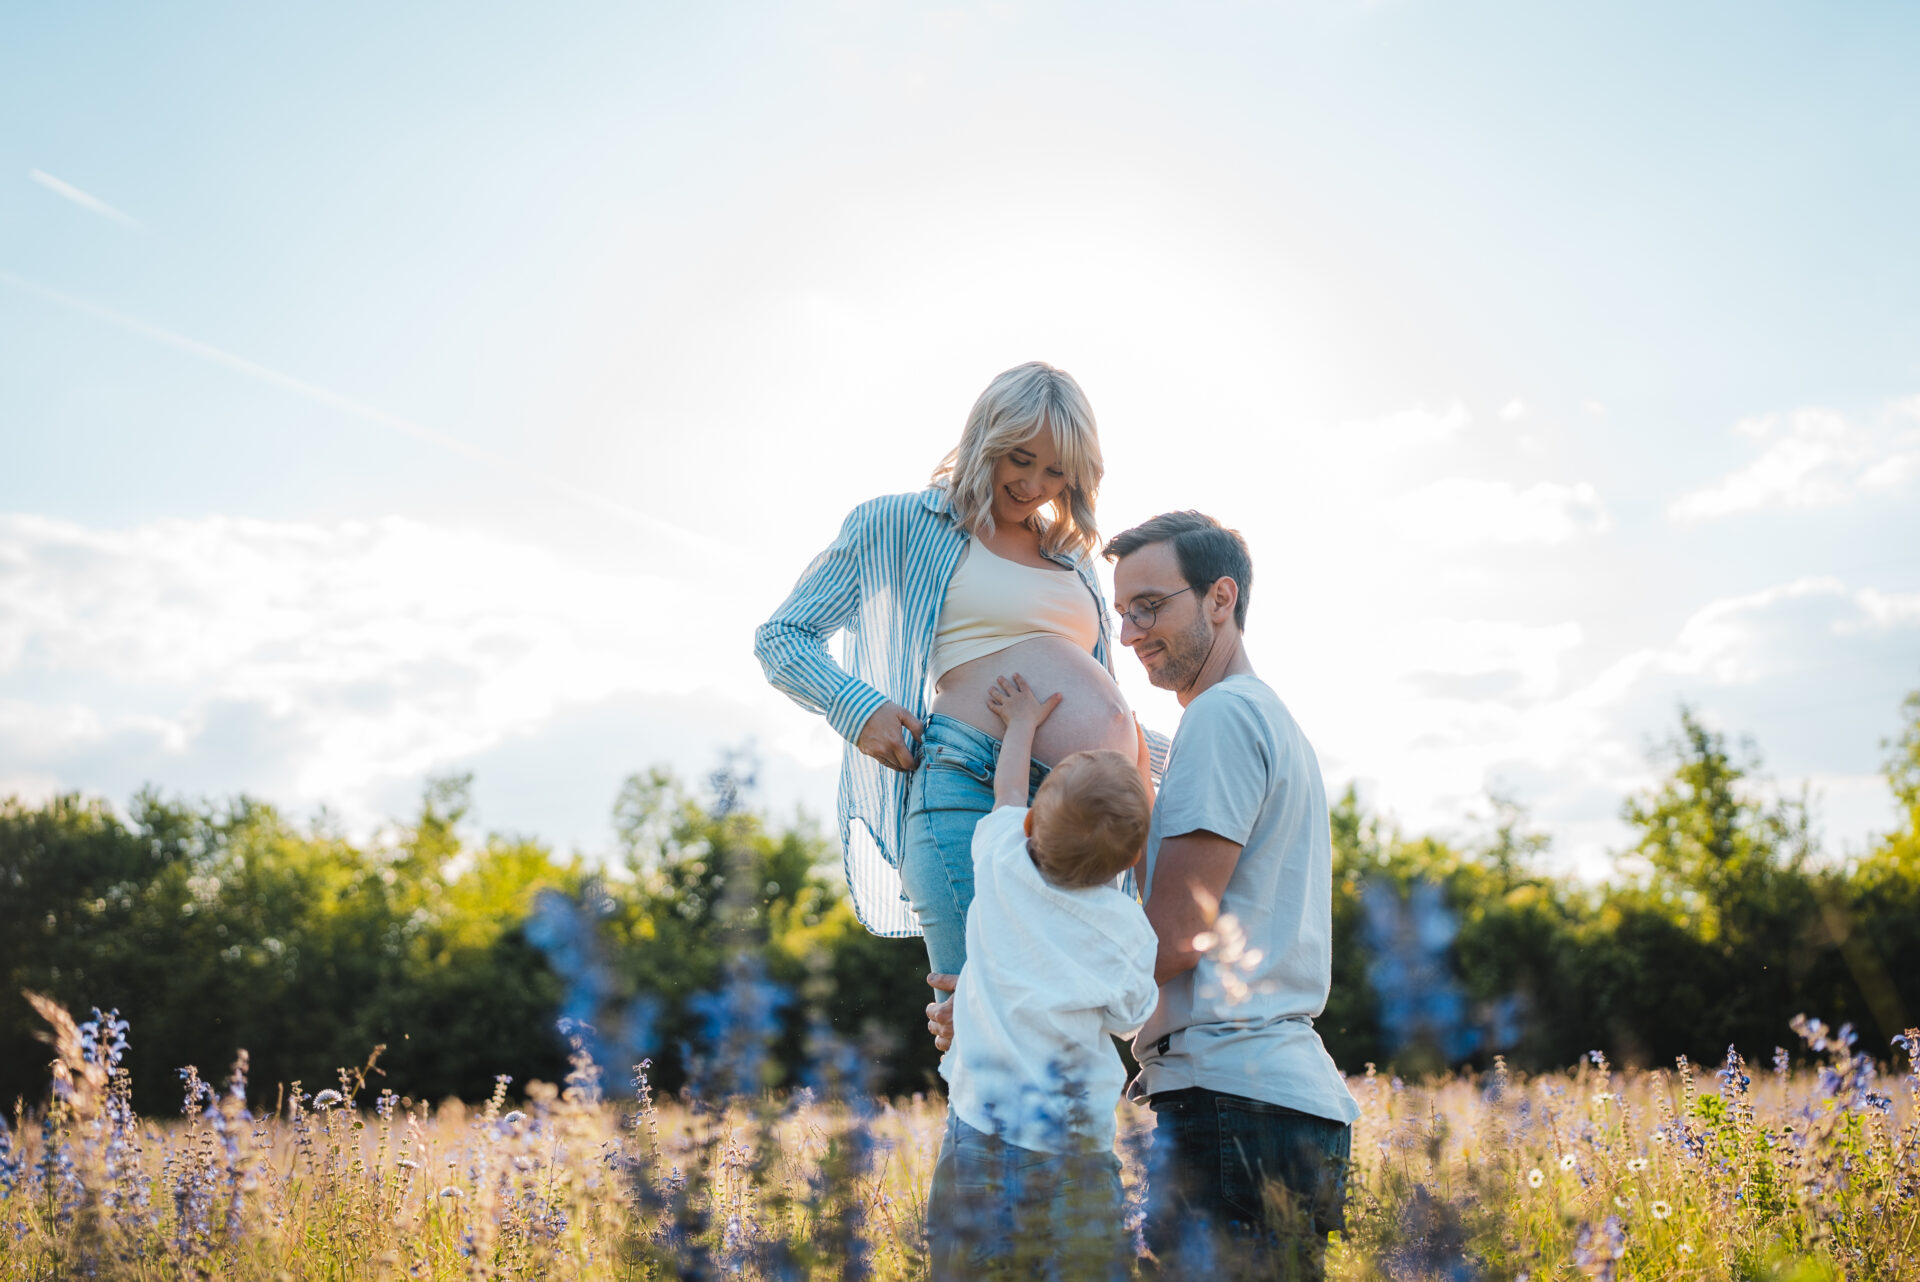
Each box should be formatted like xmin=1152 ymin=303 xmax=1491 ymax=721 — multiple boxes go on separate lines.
xmin=989 ymin=428 xmax=1069 ymax=527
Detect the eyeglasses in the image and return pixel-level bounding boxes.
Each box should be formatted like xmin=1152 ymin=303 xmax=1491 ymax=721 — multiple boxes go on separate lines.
xmin=1115 ymin=584 xmax=1204 ymax=630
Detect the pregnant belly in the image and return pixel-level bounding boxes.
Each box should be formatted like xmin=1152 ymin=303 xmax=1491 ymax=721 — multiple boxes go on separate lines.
xmin=931 ymin=636 xmax=1135 ymax=767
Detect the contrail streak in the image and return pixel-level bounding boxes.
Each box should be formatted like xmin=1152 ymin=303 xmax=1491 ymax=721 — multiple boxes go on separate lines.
xmin=0 ymin=270 xmax=730 ymax=558
xmin=28 ymin=169 xmax=143 ymax=230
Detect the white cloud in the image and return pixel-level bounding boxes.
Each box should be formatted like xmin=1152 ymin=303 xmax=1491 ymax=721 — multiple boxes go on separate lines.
xmin=1294 ymin=572 xmax=1920 ymax=879
xmin=0 ymin=514 xmax=780 ymax=830
xmin=1843 ymin=588 xmax=1920 ymax=633
xmin=1662 ymin=577 xmax=1852 ymax=683
xmin=1669 ymin=397 xmax=1920 ymax=522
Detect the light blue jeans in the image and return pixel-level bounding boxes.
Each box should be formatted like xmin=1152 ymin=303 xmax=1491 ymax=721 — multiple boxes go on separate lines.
xmin=926 ymin=1112 xmax=1129 ymax=1281
xmin=898 ymin=714 xmax=1047 ymax=982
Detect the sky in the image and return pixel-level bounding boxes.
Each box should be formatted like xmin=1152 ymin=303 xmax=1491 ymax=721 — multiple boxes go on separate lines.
xmin=3 ymin=1 xmax=1918 ymax=878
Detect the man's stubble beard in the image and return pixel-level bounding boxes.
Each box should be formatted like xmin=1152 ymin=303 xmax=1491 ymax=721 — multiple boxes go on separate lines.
xmin=1149 ymin=611 xmax=1216 ymax=693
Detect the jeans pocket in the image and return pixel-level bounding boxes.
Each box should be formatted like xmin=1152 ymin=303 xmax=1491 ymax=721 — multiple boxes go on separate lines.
xmin=922 ymin=741 xmax=995 ymax=787
xmin=1215 ymin=1097 xmax=1348 ymax=1235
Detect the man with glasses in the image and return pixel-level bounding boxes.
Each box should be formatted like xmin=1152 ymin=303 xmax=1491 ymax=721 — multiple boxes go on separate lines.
xmin=1104 ymin=511 xmax=1358 ymax=1275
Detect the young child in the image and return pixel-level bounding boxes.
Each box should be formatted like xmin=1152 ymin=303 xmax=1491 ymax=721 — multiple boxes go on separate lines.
xmin=928 ymin=673 xmax=1160 ymax=1276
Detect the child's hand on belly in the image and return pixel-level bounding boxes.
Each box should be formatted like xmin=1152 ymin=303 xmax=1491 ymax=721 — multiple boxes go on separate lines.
xmin=986 ymin=673 xmax=1063 ymax=734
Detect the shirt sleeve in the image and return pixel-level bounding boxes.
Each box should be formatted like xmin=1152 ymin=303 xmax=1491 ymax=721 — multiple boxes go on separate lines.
xmin=1153 ymin=689 xmax=1269 ymax=847
xmin=963 ymin=807 xmax=1030 ymax=934
xmin=970 ymin=806 xmax=1030 ymax=873
xmin=1100 ymin=947 xmax=1162 ymax=1037
xmin=752 ymin=503 xmax=891 ymax=744
xmin=1142 ymin=726 xmax=1172 ymax=783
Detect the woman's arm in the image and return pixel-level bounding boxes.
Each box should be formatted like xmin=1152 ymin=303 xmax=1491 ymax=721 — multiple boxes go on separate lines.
xmin=754 ymin=504 xmax=921 ymax=769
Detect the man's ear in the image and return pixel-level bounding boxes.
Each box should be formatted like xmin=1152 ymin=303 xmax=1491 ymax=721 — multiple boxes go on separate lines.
xmin=1208 ymin=576 xmax=1241 ymax=625
xmin=1023 ymin=810 xmax=1036 ymax=835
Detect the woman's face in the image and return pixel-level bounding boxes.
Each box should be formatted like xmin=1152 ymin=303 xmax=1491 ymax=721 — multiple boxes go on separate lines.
xmin=988 ymin=427 xmax=1070 ymax=529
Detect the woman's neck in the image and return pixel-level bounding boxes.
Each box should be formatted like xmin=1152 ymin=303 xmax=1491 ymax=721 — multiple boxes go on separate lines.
xmin=976 ymin=517 xmax=1046 ymax=564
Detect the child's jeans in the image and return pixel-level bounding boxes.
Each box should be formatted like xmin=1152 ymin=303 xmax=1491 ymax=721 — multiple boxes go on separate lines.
xmin=926 ymin=1112 xmax=1129 ymax=1281
xmin=899 ymin=715 xmax=1047 ymax=982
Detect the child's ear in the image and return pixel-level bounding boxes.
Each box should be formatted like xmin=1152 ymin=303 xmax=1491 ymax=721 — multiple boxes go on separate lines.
xmin=1023 ymin=810 xmax=1036 ymax=836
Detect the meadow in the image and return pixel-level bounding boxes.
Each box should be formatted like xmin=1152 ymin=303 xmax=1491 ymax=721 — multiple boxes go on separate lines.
xmin=6 ymin=701 xmax=1919 ymax=1277
xmin=3 ymin=996 xmax=1915 ymax=1281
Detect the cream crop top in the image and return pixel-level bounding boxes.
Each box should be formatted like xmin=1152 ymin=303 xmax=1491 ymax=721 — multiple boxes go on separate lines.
xmin=930 ymin=542 xmax=1101 ymax=685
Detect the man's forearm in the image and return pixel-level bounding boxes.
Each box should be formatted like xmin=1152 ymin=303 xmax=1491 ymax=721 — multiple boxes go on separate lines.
xmin=1148 ymin=895 xmax=1207 ymax=985
xmin=994 ymin=723 xmax=1038 ymax=808
xmin=1143 ymin=830 xmax=1245 ymax=985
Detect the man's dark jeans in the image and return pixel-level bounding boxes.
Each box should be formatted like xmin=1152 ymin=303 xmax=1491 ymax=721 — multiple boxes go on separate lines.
xmin=1146 ymin=1087 xmax=1351 ymax=1274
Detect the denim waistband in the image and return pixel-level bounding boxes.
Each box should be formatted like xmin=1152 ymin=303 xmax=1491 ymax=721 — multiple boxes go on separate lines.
xmin=922 ymin=714 xmax=1050 ymax=788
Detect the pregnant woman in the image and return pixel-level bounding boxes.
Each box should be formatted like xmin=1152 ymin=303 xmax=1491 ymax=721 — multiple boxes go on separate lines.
xmin=754 ymin=361 xmax=1158 ymax=986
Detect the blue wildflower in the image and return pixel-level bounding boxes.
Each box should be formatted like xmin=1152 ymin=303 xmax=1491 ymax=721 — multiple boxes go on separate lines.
xmin=1363 ymin=879 xmax=1491 ymax=1063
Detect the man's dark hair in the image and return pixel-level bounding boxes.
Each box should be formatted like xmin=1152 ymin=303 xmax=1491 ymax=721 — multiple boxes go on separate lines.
xmin=1102 ymin=510 xmax=1253 ymax=632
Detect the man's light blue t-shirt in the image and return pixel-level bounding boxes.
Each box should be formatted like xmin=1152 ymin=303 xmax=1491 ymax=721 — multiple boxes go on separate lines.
xmin=1131 ymin=674 xmax=1361 ymax=1125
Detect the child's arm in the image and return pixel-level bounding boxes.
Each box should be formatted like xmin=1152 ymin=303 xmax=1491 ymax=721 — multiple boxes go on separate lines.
xmin=984 ymin=674 xmax=1061 ymax=810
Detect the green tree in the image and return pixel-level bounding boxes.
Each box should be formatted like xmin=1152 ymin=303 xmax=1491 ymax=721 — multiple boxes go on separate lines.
xmin=1321 ymin=785 xmax=1384 ymax=1070
xmin=1623 ymin=707 xmax=1814 ymax=947
xmin=1821 ymin=690 xmax=1920 ymax=1045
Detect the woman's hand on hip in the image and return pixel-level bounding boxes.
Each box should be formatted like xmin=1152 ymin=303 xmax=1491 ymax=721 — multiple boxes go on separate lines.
xmin=856 ymin=701 xmax=925 ymax=773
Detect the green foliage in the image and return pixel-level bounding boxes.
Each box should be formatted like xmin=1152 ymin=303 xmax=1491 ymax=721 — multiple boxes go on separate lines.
xmin=5 ymin=692 xmax=1920 ymax=1111
xmin=1324 ymin=696 xmax=1920 ymax=1075
xmin=0 ymin=766 xmax=939 ymax=1113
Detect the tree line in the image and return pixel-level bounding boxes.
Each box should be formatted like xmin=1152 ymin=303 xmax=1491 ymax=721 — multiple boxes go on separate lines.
xmin=4 ymin=697 xmax=1917 ymax=1113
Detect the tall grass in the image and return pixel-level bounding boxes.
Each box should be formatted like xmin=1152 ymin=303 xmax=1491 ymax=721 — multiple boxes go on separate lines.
xmin=2 ymin=997 xmax=1914 ymax=1280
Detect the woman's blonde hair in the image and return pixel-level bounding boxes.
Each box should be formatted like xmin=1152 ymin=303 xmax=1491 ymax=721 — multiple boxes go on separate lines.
xmin=931 ymin=362 xmax=1103 ymax=561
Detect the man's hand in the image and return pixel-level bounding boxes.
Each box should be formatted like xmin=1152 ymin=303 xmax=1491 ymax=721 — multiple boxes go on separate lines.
xmin=855 ymin=701 xmax=924 ymax=773
xmin=925 ymin=972 xmax=958 ymax=1052
xmin=985 ymin=674 xmax=1062 ymax=733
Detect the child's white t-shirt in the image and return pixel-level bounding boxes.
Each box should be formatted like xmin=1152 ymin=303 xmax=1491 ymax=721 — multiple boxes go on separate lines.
xmin=941 ymin=805 xmax=1159 ymax=1154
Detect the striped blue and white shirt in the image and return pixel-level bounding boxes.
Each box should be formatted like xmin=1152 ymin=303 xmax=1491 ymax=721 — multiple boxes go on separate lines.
xmin=755 ymin=486 xmax=1161 ymax=937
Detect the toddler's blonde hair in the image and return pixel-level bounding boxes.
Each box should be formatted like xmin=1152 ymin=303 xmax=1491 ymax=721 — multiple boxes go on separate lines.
xmin=1029 ymin=749 xmax=1150 ymax=889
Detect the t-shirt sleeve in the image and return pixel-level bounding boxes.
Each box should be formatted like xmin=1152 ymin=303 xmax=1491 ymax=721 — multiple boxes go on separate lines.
xmin=1154 ymin=690 xmax=1269 ymax=847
